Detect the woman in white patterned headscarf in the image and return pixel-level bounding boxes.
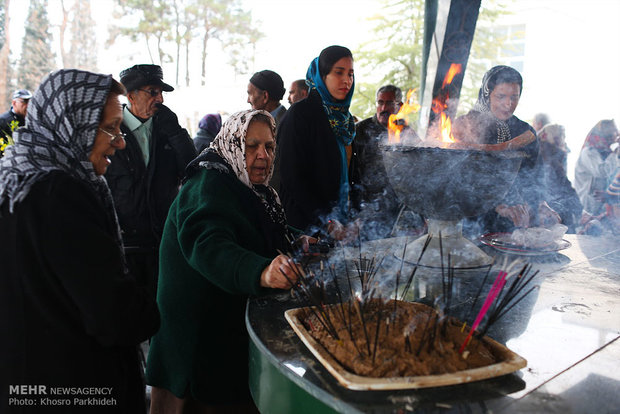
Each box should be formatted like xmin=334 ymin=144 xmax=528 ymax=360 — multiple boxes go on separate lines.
xmin=147 ymin=109 xmax=310 ymax=413
xmin=0 ymin=69 xmax=160 ymax=413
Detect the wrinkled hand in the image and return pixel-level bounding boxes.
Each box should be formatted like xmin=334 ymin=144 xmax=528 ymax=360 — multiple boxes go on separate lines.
xmin=496 ymin=204 xmax=531 ymax=228
xmin=260 ymin=254 xmax=301 ymax=289
xmin=538 ymin=201 xmax=561 ymax=227
xmin=327 ymin=219 xmax=360 ymax=244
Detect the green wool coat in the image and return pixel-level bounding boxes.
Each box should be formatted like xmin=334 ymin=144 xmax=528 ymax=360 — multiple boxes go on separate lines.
xmin=145 ymin=166 xmax=279 ymax=404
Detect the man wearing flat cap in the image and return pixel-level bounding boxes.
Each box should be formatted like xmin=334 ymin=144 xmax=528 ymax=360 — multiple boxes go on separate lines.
xmin=105 ymin=64 xmax=197 ymax=298
xmin=247 ymin=69 xmax=287 ymax=129
xmin=0 ymin=89 xmax=33 ymax=139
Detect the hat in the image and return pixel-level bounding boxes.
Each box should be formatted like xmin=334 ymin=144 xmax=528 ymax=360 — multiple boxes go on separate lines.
xmin=119 ymin=64 xmax=174 ymax=92
xmin=250 ymin=70 xmax=285 ymax=102
xmin=13 ymin=89 xmax=33 ymax=100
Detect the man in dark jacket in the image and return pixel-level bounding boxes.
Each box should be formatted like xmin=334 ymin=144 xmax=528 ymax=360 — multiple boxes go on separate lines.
xmin=351 ymin=85 xmax=417 ymax=239
xmin=0 ymin=89 xmax=32 ymax=138
xmin=105 ymin=64 xmax=197 ymax=298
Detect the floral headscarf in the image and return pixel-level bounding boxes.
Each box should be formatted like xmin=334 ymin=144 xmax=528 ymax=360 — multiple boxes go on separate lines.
xmin=473 ymin=65 xmax=523 ymax=143
xmin=205 ymin=109 xmax=287 ymax=230
xmin=306 ymin=50 xmax=356 ymax=217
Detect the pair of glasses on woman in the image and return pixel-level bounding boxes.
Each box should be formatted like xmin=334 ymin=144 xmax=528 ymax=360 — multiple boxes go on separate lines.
xmin=99 ymin=128 xmax=126 ymax=144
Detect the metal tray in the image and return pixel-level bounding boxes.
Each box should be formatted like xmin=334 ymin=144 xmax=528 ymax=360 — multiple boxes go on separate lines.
xmin=285 ymin=302 xmax=527 ymax=390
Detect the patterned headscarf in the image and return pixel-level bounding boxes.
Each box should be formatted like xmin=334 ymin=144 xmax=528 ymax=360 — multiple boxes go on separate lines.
xmin=582 ymin=119 xmax=618 ymax=157
xmin=473 ymin=65 xmax=523 ymax=143
xmin=0 ymin=69 xmax=124 ymax=256
xmin=206 ymin=109 xmax=286 ymax=228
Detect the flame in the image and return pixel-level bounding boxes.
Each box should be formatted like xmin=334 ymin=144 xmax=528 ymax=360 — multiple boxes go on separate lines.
xmin=442 ymin=63 xmax=462 ymax=89
xmin=440 ymin=112 xmax=455 ymax=143
xmin=432 ymin=63 xmax=462 ymax=144
xmin=387 ymin=89 xmax=421 ymax=144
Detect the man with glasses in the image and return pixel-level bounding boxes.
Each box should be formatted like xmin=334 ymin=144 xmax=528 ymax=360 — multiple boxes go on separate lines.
xmin=350 ymin=85 xmax=413 ymax=239
xmin=105 ymin=64 xmax=197 ymax=299
xmin=0 ymin=89 xmax=33 ymax=139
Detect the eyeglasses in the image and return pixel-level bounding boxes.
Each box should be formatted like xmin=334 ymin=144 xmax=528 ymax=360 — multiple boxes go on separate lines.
xmin=137 ymin=88 xmax=163 ymax=97
xmin=99 ymin=128 xmax=126 ymax=144
xmin=376 ymin=100 xmax=397 ymax=108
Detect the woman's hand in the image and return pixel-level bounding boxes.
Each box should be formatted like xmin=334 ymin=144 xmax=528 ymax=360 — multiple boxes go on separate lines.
xmin=260 ymin=254 xmax=301 ymax=289
xmin=496 ymin=203 xmax=531 ymax=228
xmin=294 ymin=235 xmax=318 ymax=253
xmin=538 ymin=201 xmax=561 ymax=227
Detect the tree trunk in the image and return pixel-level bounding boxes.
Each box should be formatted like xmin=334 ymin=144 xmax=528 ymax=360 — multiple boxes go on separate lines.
xmin=59 ymin=0 xmax=69 ymax=67
xmin=185 ymin=38 xmax=190 ymax=87
xmin=0 ymin=0 xmax=11 ymax=109
xmin=173 ymin=0 xmax=180 ymax=86
xmin=200 ymin=31 xmax=208 ymax=86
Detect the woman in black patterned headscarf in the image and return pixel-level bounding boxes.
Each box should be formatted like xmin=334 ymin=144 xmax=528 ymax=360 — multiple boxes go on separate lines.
xmin=0 ymin=69 xmax=160 ymax=413
xmin=147 ymin=109 xmax=311 ymax=413
xmin=454 ymin=65 xmax=561 ymax=233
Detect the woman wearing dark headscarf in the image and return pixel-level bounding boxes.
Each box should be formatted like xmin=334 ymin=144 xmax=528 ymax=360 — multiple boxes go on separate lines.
xmin=454 ymin=65 xmax=560 ymax=232
xmin=146 ymin=110 xmax=308 ymax=413
xmin=574 ymin=119 xmax=619 ymax=216
xmin=0 ymin=69 xmax=160 ymax=413
xmin=277 ymin=45 xmax=356 ymax=236
xmin=193 ymin=113 xmax=222 ymax=153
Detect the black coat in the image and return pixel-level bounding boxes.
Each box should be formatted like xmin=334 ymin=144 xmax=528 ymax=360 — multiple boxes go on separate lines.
xmin=277 ymin=89 xmax=342 ymax=231
xmin=351 ymin=115 xmax=401 ymax=239
xmin=104 ymin=105 xmax=197 ymax=249
xmin=0 ymin=108 xmax=25 ymax=138
xmin=0 ymin=171 xmax=160 ymax=413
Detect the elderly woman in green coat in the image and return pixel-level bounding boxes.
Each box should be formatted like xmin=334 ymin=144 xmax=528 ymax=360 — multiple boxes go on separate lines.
xmin=146 ymin=109 xmax=307 ymax=413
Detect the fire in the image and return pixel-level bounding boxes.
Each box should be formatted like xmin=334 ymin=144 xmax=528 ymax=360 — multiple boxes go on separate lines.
xmin=433 ymin=63 xmax=462 ymax=144
xmin=387 ymin=89 xmax=420 ymax=144
xmin=440 ymin=112 xmax=454 ymax=143
xmin=442 ymin=63 xmax=462 ymax=89
xmin=386 ymin=62 xmax=462 ymax=145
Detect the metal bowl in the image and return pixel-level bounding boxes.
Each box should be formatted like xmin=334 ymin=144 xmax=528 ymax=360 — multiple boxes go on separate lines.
xmin=381 ymin=146 xmax=524 ymax=220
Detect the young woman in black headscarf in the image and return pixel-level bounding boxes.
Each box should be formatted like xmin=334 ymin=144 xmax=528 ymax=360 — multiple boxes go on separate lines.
xmin=0 ymin=69 xmax=160 ymax=413
xmin=277 ymin=45 xmax=358 ymax=238
xmin=454 ymin=65 xmax=561 ymax=233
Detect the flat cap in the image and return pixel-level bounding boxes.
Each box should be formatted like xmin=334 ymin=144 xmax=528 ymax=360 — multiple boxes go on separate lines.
xmin=119 ymin=64 xmax=174 ymax=92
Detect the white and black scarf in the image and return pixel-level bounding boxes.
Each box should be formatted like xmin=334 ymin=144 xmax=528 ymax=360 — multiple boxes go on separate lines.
xmin=205 ymin=109 xmax=287 ymax=230
xmin=0 ymin=69 xmax=124 ymax=259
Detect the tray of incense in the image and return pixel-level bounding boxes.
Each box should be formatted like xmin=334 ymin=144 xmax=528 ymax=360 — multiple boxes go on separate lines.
xmin=285 ymin=300 xmax=526 ymax=390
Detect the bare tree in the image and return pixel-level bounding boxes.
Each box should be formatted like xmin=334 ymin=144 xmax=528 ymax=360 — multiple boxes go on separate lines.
xmin=18 ymin=0 xmax=55 ymax=92
xmin=0 ymin=0 xmax=11 ymax=108
xmin=109 ymin=0 xmax=172 ymax=66
xmin=68 ymin=0 xmax=97 ymax=70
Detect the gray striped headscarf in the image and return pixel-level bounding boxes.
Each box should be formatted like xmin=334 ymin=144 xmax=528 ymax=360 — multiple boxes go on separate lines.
xmin=0 ymin=69 xmax=124 ymax=259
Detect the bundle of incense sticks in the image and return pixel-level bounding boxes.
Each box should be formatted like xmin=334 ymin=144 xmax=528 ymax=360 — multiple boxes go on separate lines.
xmin=281 ymin=235 xmax=539 ymax=363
